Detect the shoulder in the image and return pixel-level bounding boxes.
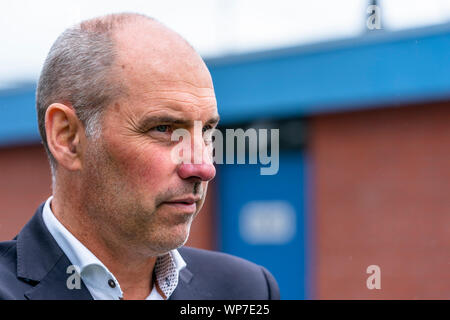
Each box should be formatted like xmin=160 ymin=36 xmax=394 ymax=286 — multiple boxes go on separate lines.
xmin=0 ymin=240 xmax=16 ymax=256
xmin=0 ymin=240 xmax=27 ymax=300
xmin=177 ymin=246 xmax=280 ymax=299
xmin=0 ymin=240 xmax=17 ymax=273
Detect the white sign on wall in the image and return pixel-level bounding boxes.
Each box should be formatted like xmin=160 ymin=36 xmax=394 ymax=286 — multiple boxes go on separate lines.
xmin=239 ymin=201 xmax=297 ymax=245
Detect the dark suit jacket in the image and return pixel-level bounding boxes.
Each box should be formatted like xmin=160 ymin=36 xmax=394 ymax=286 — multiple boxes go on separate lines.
xmin=0 ymin=203 xmax=280 ymax=300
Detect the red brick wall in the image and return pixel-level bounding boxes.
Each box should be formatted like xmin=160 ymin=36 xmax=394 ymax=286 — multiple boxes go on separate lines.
xmin=0 ymin=144 xmax=216 ymax=250
xmin=0 ymin=144 xmax=52 ymax=240
xmin=309 ymin=102 xmax=450 ymax=299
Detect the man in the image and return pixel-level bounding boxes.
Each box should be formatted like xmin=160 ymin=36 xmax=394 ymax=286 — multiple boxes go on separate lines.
xmin=0 ymin=13 xmax=279 ymax=300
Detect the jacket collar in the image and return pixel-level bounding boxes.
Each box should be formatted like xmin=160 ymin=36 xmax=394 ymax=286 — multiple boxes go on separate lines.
xmin=169 ymin=249 xmax=215 ymax=300
xmin=17 ymin=203 xmax=62 ymax=281
xmin=16 ymin=203 xmax=93 ymax=299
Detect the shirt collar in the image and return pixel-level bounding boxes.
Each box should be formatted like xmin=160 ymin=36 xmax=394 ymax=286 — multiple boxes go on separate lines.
xmin=42 ymin=196 xmax=186 ymax=300
xmin=42 ymin=196 xmax=102 ymax=272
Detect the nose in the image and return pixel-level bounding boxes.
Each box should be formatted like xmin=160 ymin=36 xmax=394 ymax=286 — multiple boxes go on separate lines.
xmin=177 ymin=130 xmax=216 ymax=181
xmin=178 ymin=163 xmax=216 ymax=181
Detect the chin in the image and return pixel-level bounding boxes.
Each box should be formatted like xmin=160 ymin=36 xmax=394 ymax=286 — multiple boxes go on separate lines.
xmin=149 ymin=225 xmax=191 ymax=254
xmin=171 ymin=225 xmax=191 ymax=248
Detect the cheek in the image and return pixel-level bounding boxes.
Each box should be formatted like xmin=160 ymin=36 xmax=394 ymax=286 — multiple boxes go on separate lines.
xmin=110 ymin=143 xmax=177 ymax=189
xmin=139 ymin=150 xmax=174 ymax=182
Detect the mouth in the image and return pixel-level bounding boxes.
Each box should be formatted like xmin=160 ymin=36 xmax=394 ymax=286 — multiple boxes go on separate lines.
xmin=161 ymin=197 xmax=201 ymax=213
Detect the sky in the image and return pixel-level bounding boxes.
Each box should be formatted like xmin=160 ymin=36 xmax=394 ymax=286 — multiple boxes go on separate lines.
xmin=0 ymin=0 xmax=449 ymax=88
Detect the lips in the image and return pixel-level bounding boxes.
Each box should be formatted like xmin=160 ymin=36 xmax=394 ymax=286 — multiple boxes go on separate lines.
xmin=162 ymin=196 xmax=201 ymax=212
xmin=169 ymin=198 xmax=197 ymax=204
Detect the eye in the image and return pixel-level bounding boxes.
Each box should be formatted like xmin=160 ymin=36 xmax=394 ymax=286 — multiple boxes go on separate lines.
xmin=202 ymin=125 xmax=212 ymax=133
xmin=152 ymin=125 xmax=171 ymax=133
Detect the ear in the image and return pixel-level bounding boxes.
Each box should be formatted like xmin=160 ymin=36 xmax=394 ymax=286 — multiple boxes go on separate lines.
xmin=45 ymin=103 xmax=85 ymax=171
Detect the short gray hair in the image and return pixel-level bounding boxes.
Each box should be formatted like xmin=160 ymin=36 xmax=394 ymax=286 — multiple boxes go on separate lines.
xmin=36 ymin=13 xmax=153 ymax=175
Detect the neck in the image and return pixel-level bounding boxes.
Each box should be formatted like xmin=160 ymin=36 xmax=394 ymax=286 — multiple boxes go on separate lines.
xmin=51 ymin=186 xmax=157 ymax=300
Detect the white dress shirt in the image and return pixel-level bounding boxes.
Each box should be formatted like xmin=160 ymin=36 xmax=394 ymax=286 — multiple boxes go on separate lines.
xmin=42 ymin=196 xmax=186 ymax=300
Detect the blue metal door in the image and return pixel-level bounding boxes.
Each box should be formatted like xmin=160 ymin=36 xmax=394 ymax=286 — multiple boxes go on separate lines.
xmin=217 ymin=150 xmax=307 ymax=299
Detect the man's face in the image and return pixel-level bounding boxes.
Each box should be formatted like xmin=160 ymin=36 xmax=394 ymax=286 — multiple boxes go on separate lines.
xmin=80 ymin=23 xmax=219 ymax=256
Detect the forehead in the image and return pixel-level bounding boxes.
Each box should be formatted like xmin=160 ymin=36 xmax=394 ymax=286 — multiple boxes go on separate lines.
xmin=111 ymin=20 xmax=218 ymax=120
xmin=113 ymin=20 xmax=211 ymax=86
xmin=133 ymin=80 xmax=218 ymax=120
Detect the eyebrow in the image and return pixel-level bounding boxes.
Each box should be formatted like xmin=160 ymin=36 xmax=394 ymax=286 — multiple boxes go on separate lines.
xmin=205 ymin=115 xmax=220 ymax=126
xmin=137 ymin=114 xmax=220 ymax=131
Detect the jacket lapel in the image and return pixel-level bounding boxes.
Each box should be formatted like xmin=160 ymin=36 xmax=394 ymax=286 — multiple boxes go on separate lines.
xmin=170 ymin=269 xmax=198 ymax=299
xmin=16 ymin=203 xmax=93 ymax=300
xmin=169 ymin=260 xmax=215 ymax=300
